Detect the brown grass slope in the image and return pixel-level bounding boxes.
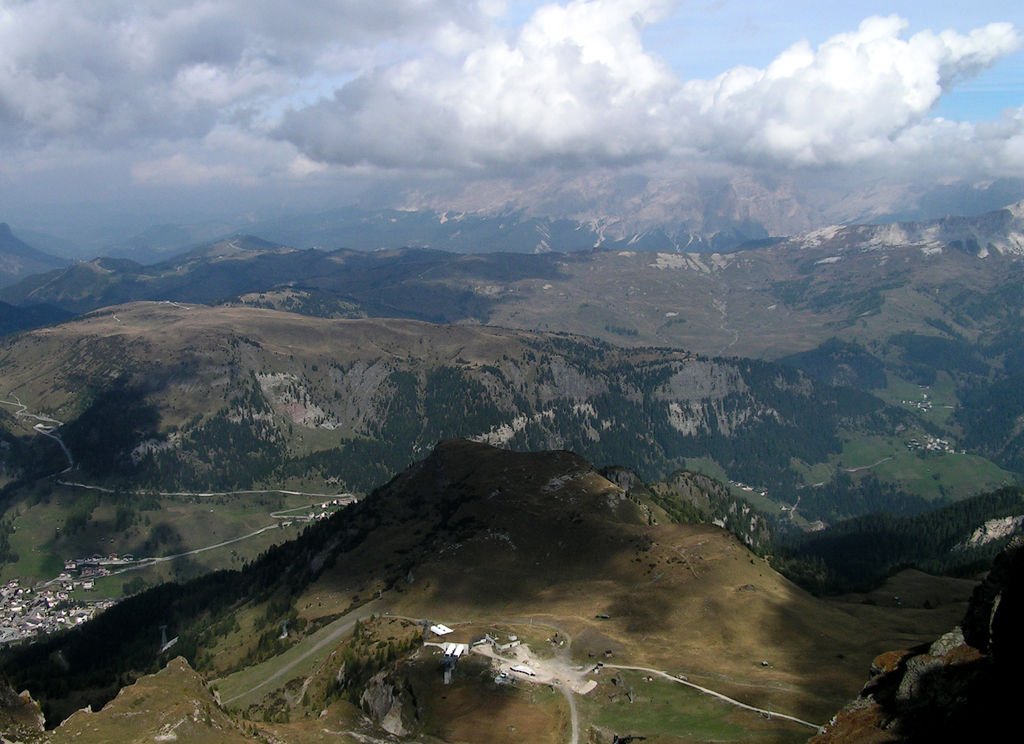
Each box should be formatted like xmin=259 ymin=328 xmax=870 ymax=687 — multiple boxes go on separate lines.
xmin=260 ymin=439 xmax=969 ymax=725
xmin=48 ymin=657 xmax=253 ymax=744
xmin=0 ymin=301 xmax=690 ymax=434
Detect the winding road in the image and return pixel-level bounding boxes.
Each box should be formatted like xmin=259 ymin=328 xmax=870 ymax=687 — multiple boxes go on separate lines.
xmin=0 ymin=395 xmax=73 ymax=472
xmin=2 ymin=393 xmax=357 ymax=587
xmin=842 ymin=456 xmax=894 ymax=473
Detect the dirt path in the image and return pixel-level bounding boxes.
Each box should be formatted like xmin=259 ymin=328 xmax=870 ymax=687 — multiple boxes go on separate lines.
xmin=602 ymin=664 xmax=822 ymax=730
xmin=843 ymin=456 xmax=894 ymax=473
xmin=472 ymin=644 xmax=586 ymax=744
xmin=561 ymin=684 xmax=579 ymax=744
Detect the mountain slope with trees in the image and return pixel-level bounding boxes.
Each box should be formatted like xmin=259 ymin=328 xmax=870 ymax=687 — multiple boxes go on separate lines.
xmin=0 ymin=303 xmax=898 ymax=499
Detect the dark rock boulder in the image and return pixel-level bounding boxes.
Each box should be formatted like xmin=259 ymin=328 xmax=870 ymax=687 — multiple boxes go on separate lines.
xmin=809 ymin=538 xmax=1024 ymax=742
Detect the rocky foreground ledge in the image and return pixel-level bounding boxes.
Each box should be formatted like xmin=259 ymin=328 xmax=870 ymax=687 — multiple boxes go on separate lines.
xmin=810 ymin=537 xmax=1024 ymax=743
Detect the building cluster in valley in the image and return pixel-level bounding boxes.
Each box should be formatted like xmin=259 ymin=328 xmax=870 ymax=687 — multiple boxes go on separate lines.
xmin=1 ymin=578 xmax=115 ymax=645
xmin=1 ymin=498 xmax=356 ymax=648
xmin=0 ymin=553 xmax=134 ymax=645
xmin=902 ymin=392 xmax=934 ymax=413
xmin=904 ymin=434 xmax=961 ymax=453
xmin=730 ymin=480 xmax=768 ymax=498
xmin=60 ymin=552 xmax=137 ymax=584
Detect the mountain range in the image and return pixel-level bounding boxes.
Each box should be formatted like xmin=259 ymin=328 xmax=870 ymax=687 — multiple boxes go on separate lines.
xmin=5 ymin=200 xmax=1024 ymax=361
xmin=0 ymin=224 xmax=67 ymax=288
xmin=3 ymin=202 xmax=1023 ymax=504
xmin=1 ymin=202 xmax=1023 ymax=555
xmin=2 ymin=194 xmax=1024 ymax=741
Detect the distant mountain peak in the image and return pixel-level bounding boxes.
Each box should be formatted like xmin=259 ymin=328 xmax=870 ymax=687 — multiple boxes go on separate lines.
xmin=0 ymin=221 xmax=69 ymax=288
xmin=782 ymin=201 xmax=1024 ymax=258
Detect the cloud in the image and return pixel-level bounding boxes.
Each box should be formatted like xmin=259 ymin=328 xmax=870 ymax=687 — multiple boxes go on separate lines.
xmin=278 ymin=0 xmax=681 ymax=170
xmin=132 ymin=153 xmax=256 ymax=187
xmin=130 ymin=127 xmax=323 ymax=186
xmin=680 ymin=16 xmax=1023 ymax=166
xmin=0 ymin=0 xmax=478 ymax=146
xmin=277 ymin=7 xmax=1022 ymax=177
xmin=0 ymin=0 xmax=1022 ymax=222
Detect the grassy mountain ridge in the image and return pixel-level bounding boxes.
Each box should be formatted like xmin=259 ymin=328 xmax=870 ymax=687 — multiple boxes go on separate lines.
xmin=0 ymin=237 xmax=565 ymax=321
xmin=6 ymin=209 xmax=1024 ymax=474
xmin=1 ymin=202 xmax=1022 ymax=362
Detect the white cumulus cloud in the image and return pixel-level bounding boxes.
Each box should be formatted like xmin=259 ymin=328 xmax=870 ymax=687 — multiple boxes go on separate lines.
xmin=0 ymin=1 xmax=1022 ymax=220
xmin=277 ymin=0 xmax=681 ymax=169
xmin=0 ymin=0 xmax=478 ymax=145
xmin=277 ymin=6 xmax=1023 ymax=176
xmin=680 ymin=15 xmax=1023 ymax=166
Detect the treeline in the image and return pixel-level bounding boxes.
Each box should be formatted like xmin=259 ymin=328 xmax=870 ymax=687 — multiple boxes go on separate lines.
xmin=0 ymin=418 xmax=68 ymax=491
xmin=59 ymin=386 xmax=160 ymax=479
xmin=0 ymin=518 xmax=15 ymax=564
xmin=774 ymin=486 xmax=1024 ymax=593
xmin=793 ymin=472 xmax=937 ymax=524
xmin=604 ymin=465 xmax=774 ymax=554
xmin=778 ymin=338 xmax=887 ymax=390
xmin=957 ymin=373 xmax=1024 ymax=473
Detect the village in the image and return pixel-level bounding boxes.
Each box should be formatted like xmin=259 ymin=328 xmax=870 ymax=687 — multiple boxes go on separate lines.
xmin=0 ymin=576 xmax=115 ymax=646
xmin=1 ymin=498 xmax=354 ymax=648
xmin=904 ymin=434 xmax=961 ymax=454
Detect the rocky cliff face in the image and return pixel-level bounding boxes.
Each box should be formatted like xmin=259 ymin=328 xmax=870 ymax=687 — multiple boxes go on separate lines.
xmin=0 ymin=302 xmax=885 ymax=495
xmin=809 ymin=537 xmax=1024 ymax=742
xmin=358 ymin=670 xmax=419 ymax=737
xmin=784 ymin=200 xmax=1024 ymax=258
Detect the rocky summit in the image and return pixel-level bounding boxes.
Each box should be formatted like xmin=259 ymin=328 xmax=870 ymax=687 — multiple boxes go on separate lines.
xmin=810 ymin=537 xmax=1024 ymax=742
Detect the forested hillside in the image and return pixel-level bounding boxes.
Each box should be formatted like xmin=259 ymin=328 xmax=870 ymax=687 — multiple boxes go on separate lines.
xmin=776 ymin=487 xmax=1024 ymax=592
xmin=0 ymin=304 xmax=903 ymax=499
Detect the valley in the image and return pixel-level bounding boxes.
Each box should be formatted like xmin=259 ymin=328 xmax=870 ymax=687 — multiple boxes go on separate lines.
xmin=0 ymin=203 xmax=1023 ymax=742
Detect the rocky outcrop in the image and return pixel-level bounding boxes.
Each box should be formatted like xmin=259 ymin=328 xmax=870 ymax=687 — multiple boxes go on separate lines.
xmin=809 ymin=537 xmax=1024 ymax=742
xmin=0 ymin=682 xmax=45 ymax=743
xmin=359 ymin=670 xmax=418 ymax=737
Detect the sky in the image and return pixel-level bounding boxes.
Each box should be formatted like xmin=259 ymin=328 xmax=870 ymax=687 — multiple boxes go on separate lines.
xmin=1 ymin=0 xmax=1022 ymax=244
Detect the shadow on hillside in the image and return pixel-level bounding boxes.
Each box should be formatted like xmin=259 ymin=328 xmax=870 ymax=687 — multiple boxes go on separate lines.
xmin=308 ymin=441 xmax=691 ymax=635
xmin=59 ymin=382 xmax=161 ymax=479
